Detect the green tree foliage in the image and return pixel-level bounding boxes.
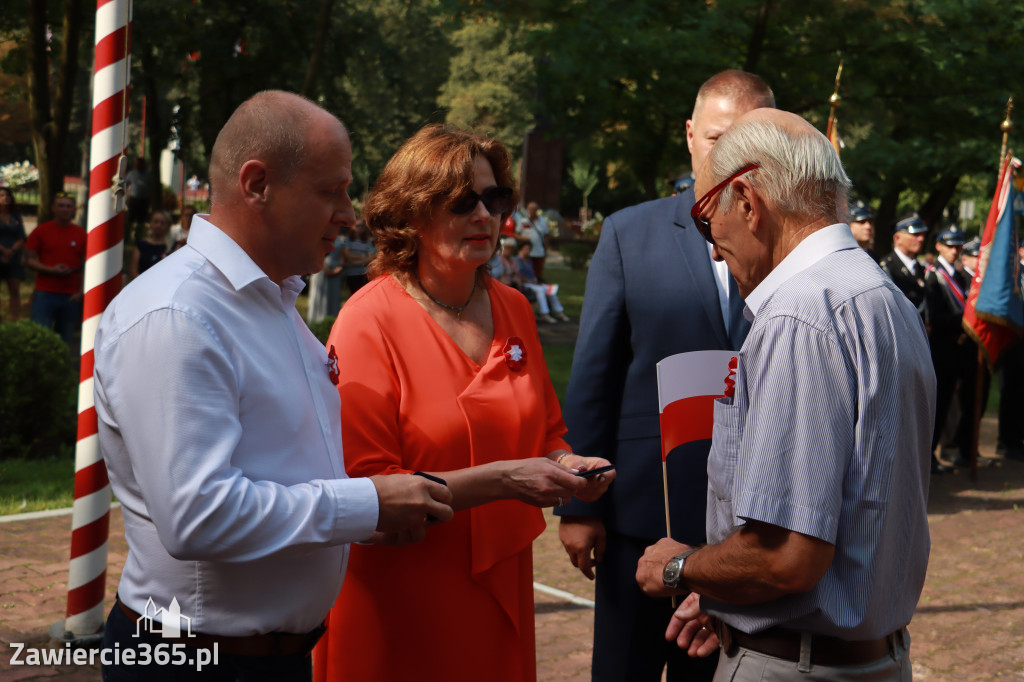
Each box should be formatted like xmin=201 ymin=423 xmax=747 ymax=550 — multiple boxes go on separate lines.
xmin=319 ymin=0 xmax=453 ymax=195
xmin=438 ymin=18 xmax=535 ymax=154
xmin=4 ymin=0 xmax=1021 ymax=236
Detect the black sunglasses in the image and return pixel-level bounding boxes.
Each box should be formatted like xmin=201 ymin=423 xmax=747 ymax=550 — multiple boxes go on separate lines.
xmin=690 ymin=163 xmax=760 ymax=245
xmin=449 ymin=186 xmax=514 ymax=217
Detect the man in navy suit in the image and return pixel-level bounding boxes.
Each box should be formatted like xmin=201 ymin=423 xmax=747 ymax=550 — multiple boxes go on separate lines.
xmin=555 ymin=70 xmax=774 ymax=681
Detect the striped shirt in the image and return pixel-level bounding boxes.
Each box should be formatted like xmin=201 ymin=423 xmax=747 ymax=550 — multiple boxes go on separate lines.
xmin=703 ymin=224 xmax=935 ymax=639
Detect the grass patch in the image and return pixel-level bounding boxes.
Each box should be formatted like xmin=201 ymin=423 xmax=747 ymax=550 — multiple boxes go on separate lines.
xmin=0 ymin=452 xmax=77 ymax=515
xmin=544 ymin=265 xmax=587 ymax=319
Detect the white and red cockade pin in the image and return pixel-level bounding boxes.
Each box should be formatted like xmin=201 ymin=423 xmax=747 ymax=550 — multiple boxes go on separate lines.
xmin=503 ymin=337 xmax=527 ymax=372
xmin=327 ymin=345 xmax=340 ymax=385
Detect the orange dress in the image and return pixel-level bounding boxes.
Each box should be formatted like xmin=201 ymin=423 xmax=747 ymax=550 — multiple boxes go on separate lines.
xmin=312 ymin=275 xmax=570 ymax=682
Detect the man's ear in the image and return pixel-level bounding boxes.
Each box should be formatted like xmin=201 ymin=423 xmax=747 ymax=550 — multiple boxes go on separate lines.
xmin=731 ymin=177 xmax=763 ymax=234
xmin=238 ymin=160 xmax=270 ymax=211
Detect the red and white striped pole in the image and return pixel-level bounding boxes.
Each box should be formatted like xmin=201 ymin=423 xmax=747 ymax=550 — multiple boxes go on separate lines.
xmin=52 ymin=0 xmax=131 ymax=644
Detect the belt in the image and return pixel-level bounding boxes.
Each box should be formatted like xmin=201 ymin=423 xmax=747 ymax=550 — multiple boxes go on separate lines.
xmin=714 ymin=619 xmax=903 ymax=667
xmin=117 ymin=598 xmax=325 ymax=658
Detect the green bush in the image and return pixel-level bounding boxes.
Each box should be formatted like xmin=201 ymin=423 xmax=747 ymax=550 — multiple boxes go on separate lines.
xmin=307 ymin=316 xmax=337 ymax=345
xmin=559 ymin=241 xmax=597 ymax=270
xmin=0 ymin=321 xmax=78 ymax=460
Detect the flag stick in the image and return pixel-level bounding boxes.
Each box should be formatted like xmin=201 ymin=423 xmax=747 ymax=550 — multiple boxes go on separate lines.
xmin=972 ymin=100 xmax=1013 ymax=482
xmin=661 ymin=459 xmax=678 ymax=608
xmin=1000 ymin=98 xmax=1014 ymax=165
xmin=971 ymin=346 xmax=984 ymax=482
xmin=825 ymin=60 xmax=843 ymax=153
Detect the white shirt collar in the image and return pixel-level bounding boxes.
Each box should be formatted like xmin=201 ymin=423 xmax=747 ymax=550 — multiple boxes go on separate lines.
xmin=894 ymin=247 xmax=918 ymax=274
xmin=188 ymin=215 xmax=305 ymax=300
xmin=937 ymin=255 xmax=955 ymax=276
xmin=744 ymin=223 xmax=858 ymax=320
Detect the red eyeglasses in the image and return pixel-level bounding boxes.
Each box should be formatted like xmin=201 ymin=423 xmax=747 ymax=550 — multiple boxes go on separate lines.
xmin=690 ymin=163 xmax=760 ymax=245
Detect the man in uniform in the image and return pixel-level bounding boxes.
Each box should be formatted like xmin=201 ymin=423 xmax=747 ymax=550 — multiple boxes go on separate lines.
xmin=879 ymin=213 xmax=928 ymax=315
xmin=848 ymin=201 xmax=875 ymax=257
xmin=924 ymin=227 xmax=971 ymax=471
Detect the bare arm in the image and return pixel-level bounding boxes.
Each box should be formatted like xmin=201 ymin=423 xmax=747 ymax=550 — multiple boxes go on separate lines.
xmin=636 ymin=520 xmax=834 ymax=604
xmin=24 ymin=249 xmax=71 ymax=277
xmin=426 ymin=450 xmax=613 ymax=512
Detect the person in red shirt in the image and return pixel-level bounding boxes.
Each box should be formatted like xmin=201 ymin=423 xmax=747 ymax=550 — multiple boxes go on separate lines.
xmin=24 ymin=192 xmax=86 ymax=345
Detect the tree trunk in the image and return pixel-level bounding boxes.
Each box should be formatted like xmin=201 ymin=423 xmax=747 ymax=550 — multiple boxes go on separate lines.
xmin=919 ymin=176 xmax=961 ymax=231
xmin=744 ymin=1 xmax=774 ymax=73
xmin=25 ymin=0 xmax=83 ymax=223
xmin=301 ymin=0 xmax=336 ymax=98
xmin=874 ymin=188 xmax=902 ymax=258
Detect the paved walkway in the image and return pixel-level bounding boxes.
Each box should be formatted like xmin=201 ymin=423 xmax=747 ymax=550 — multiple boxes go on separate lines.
xmin=2 ymin=417 xmax=1022 ymax=680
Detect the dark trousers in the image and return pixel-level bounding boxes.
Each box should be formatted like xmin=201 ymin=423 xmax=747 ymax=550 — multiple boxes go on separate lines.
xmin=999 ymin=342 xmax=1024 ymax=449
xmin=30 ymin=290 xmax=81 ymax=346
xmin=101 ymin=602 xmax=312 ymax=682
xmin=592 ymin=531 xmax=719 ymax=681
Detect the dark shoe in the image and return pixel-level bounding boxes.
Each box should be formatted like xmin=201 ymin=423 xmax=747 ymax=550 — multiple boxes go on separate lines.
xmin=931 ymin=458 xmax=954 ymax=474
xmin=1005 ymin=448 xmax=1024 ymax=462
xmin=950 ymin=455 xmax=971 ymax=468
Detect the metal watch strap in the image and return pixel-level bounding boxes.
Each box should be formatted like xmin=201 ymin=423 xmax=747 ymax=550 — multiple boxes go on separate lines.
xmin=663 ymin=547 xmax=700 ymax=590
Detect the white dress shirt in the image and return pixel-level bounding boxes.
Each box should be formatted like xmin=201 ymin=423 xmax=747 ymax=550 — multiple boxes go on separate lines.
xmin=707 ymin=241 xmax=732 ymax=334
xmin=894 ymin=246 xmax=919 ymax=276
xmin=95 ymin=216 xmax=378 ymax=636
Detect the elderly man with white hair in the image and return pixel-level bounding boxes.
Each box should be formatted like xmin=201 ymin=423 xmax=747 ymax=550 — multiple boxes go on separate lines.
xmin=636 ymin=109 xmax=935 ymax=681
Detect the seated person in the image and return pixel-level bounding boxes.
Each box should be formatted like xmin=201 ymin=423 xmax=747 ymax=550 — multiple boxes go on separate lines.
xmin=514 ymin=241 xmax=568 ymax=323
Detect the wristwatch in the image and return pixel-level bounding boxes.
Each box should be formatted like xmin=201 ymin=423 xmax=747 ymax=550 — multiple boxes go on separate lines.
xmin=662 ymin=548 xmax=700 ymax=590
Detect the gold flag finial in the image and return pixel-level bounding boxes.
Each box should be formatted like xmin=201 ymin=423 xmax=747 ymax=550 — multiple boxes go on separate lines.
xmin=1000 ymin=97 xmax=1014 ymax=164
xmin=830 ymin=60 xmax=844 ymax=105
xmin=826 ymin=60 xmax=844 ymax=156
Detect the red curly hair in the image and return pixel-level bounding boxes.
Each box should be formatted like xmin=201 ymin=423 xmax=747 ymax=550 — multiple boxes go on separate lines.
xmin=364 ymin=124 xmax=518 ymax=279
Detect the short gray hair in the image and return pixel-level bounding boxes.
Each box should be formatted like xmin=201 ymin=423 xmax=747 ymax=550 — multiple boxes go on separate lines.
xmin=710 ymin=117 xmax=850 ymax=223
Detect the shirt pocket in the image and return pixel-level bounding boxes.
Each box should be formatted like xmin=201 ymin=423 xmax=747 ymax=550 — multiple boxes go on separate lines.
xmin=707 ymin=397 xmax=741 ymax=535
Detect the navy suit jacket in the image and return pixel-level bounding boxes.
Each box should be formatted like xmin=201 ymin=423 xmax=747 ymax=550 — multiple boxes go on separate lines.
xmin=556 ymin=189 xmax=750 ymax=544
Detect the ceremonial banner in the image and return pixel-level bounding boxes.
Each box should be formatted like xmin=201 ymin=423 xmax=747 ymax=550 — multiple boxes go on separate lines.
xmin=963 ymin=154 xmax=1024 ymax=367
xmin=656 ymin=350 xmax=738 ymax=459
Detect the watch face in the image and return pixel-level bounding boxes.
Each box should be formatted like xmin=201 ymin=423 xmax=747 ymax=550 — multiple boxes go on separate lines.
xmin=663 ymin=559 xmax=682 ymax=586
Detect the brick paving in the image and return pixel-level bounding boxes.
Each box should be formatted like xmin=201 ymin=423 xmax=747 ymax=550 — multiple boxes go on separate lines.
xmin=2 ymin=417 xmax=1023 ymax=680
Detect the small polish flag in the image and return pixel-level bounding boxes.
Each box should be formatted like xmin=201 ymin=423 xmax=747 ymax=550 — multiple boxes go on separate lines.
xmin=656 ymin=350 xmax=738 ymax=460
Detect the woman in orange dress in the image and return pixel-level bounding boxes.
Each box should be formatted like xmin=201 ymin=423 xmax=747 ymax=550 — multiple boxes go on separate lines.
xmin=312 ymin=125 xmax=614 ymax=682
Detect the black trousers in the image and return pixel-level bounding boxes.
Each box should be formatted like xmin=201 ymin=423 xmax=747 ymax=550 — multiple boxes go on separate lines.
xmin=592 ymin=531 xmax=719 ymax=681
xmin=1000 ymin=342 xmax=1024 ymax=449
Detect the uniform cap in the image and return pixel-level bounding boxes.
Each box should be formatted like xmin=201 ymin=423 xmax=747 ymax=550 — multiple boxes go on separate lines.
xmin=936 ymin=226 xmax=966 ymax=246
xmin=849 ymin=202 xmax=874 ymax=223
xmin=963 ymin=237 xmax=980 ymax=257
xmin=895 ymin=214 xmax=928 ymax=235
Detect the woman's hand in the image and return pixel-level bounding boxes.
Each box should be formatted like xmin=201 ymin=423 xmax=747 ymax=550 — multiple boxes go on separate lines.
xmin=501 ymin=457 xmax=586 ymax=507
xmin=551 ymin=452 xmax=615 ymax=503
